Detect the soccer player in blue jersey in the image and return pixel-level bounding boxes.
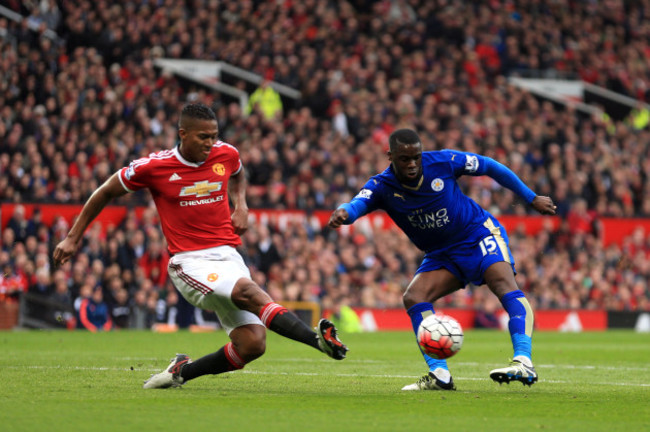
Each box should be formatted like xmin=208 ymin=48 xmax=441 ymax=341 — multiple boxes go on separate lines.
xmin=328 ymin=129 xmax=556 ymax=390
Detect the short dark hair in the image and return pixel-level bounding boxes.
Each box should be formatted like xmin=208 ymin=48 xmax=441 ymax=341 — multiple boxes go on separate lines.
xmin=389 ymin=128 xmax=421 ymax=152
xmin=179 ymin=103 xmax=217 ymax=128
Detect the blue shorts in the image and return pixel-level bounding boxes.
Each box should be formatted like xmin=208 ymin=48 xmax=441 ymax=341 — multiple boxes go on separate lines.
xmin=416 ymin=217 xmax=516 ymax=286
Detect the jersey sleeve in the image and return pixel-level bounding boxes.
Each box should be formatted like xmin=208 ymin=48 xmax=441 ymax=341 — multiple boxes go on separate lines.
xmin=339 ymin=177 xmax=381 ymax=224
xmin=231 ymin=151 xmax=243 ymax=176
xmin=218 ymin=141 xmax=242 ymax=176
xmin=445 ymin=150 xmax=487 ymax=177
xmin=232 ymin=159 xmax=243 ymax=176
xmin=446 ymin=150 xmax=536 ymax=204
xmin=118 ymin=157 xmax=153 ymax=192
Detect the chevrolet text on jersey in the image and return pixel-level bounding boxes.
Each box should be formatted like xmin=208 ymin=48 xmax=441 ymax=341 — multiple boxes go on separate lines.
xmin=180 ymin=196 xmax=225 ymax=206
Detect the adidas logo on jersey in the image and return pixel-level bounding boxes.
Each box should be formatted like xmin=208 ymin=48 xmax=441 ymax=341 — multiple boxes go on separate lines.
xmin=169 ymin=173 xmax=182 ymax=181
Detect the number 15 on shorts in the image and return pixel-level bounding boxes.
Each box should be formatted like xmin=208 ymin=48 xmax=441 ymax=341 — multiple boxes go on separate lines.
xmin=479 ymin=235 xmax=499 ymax=256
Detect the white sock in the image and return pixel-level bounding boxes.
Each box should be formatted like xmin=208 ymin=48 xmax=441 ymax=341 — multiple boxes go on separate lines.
xmin=432 ymin=367 xmax=451 ymax=383
xmin=513 ymin=355 xmax=533 ymax=367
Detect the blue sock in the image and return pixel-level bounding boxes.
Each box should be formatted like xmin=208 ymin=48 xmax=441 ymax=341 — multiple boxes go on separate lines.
xmin=500 ymin=290 xmax=534 ymax=360
xmin=406 ymin=302 xmax=449 ymax=373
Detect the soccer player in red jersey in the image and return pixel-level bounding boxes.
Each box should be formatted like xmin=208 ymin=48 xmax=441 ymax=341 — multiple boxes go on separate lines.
xmin=53 ymin=103 xmax=347 ymax=389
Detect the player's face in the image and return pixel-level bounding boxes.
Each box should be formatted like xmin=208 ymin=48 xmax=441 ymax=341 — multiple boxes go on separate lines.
xmin=389 ymin=142 xmax=423 ymax=182
xmin=178 ymin=119 xmax=219 ymax=163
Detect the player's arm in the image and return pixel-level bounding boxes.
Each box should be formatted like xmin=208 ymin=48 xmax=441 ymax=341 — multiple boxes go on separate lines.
xmin=328 ymin=187 xmax=374 ymax=228
xmin=482 ymin=158 xmax=557 ymax=215
xmin=228 ymin=165 xmax=249 ymax=235
xmin=53 ymin=173 xmax=128 ymax=267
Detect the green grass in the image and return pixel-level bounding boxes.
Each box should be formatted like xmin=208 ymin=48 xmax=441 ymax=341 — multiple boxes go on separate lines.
xmin=1 ymin=329 xmax=648 ymax=432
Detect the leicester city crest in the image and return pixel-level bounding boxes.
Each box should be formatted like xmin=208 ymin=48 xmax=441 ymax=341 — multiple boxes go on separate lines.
xmin=431 ymin=178 xmax=444 ymax=192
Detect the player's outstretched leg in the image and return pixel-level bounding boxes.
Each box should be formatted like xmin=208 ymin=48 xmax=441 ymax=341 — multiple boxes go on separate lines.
xmin=143 ymin=340 xmax=250 ymax=389
xmin=260 ymin=302 xmax=348 ymax=360
xmin=143 ymin=354 xmax=192 ymax=389
xmin=402 ymin=302 xmax=454 ymax=391
xmin=491 ymin=290 xmax=537 ymax=386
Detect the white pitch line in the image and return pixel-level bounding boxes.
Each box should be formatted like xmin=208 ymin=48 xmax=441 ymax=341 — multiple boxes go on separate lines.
xmin=258 ymin=359 xmax=650 ymax=372
xmin=117 ymin=357 xmax=650 ymax=372
xmin=7 ymin=365 xmax=650 ymax=387
xmin=237 ymin=370 xmax=650 ymax=387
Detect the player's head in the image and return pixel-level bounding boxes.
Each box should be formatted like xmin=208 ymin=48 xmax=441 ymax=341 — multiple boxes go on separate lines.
xmin=388 ymin=128 xmax=423 ymax=183
xmin=178 ymin=103 xmax=219 ymax=163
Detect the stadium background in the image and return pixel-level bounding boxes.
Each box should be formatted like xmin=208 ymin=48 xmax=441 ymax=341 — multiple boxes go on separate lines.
xmin=1 ymin=0 xmax=649 ymax=332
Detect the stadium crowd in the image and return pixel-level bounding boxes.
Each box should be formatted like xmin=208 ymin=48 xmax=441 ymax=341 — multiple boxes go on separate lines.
xmin=1 ymin=0 xmax=649 ymax=330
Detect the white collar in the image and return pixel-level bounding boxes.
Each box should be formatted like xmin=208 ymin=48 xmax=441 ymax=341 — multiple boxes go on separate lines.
xmin=174 ymin=145 xmax=204 ymax=167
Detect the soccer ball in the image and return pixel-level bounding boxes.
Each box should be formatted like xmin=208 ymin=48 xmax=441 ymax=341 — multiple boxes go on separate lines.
xmin=417 ymin=314 xmax=463 ymax=359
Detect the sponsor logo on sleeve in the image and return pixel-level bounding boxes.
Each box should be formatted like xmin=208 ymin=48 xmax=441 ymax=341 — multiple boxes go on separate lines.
xmin=465 ymin=155 xmax=479 ymax=173
xmin=125 ymin=165 xmax=135 ymax=180
xmin=124 ymin=158 xmax=150 ymax=181
xmin=356 ymin=189 xmax=373 ymax=200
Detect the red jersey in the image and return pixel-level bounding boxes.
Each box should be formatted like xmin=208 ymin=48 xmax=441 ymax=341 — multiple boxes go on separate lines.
xmin=118 ymin=142 xmax=243 ymax=254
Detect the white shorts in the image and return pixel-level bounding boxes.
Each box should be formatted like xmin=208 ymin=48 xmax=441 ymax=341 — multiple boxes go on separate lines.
xmin=167 ymin=245 xmax=263 ymax=334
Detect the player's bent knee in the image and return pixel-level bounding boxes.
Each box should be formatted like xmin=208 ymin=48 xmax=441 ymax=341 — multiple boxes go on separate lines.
xmin=239 ymin=339 xmax=266 ymax=362
xmin=403 ymin=288 xmax=429 ymax=309
xmin=487 ymin=278 xmax=518 ymax=299
xmin=231 ymin=324 xmax=267 ymax=362
xmin=402 ymin=291 xmax=415 ymax=309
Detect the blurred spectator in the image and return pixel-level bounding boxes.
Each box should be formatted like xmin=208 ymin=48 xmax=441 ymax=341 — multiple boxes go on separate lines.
xmin=129 ymin=288 xmax=156 ymax=329
xmin=110 ymin=288 xmax=130 ymax=329
xmin=7 ymin=205 xmax=37 ymax=243
xmin=473 ymin=295 xmax=501 ymax=329
xmin=0 ymin=261 xmax=28 ymax=302
xmin=245 ymin=79 xmax=283 ymax=121
xmin=138 ymin=237 xmax=169 ymax=289
xmin=49 ymin=277 xmax=73 ymax=328
xmin=30 ymin=266 xmax=52 ymax=297
xmin=155 ymin=288 xmax=179 ymax=327
xmin=324 ymin=295 xmax=362 ymax=333
xmin=567 ymin=198 xmax=598 ymax=236
xmin=254 ymin=225 xmax=282 ymax=274
xmin=73 ymin=284 xmax=91 ymax=326
xmin=77 ymin=286 xmax=112 ymax=332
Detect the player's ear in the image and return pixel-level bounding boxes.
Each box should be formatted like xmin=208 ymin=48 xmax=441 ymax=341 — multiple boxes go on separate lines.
xmin=178 ymin=128 xmax=186 ymax=139
xmin=387 ymin=150 xmax=392 ymax=161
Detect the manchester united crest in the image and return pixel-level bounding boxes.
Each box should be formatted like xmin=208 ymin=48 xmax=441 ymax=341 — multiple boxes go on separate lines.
xmin=212 ymin=163 xmax=225 ymax=176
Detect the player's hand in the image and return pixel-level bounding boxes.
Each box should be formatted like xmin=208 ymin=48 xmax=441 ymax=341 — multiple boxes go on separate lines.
xmin=328 ymin=208 xmax=349 ymax=229
xmin=531 ymin=196 xmax=557 ymax=215
xmin=231 ymin=207 xmax=249 ymax=235
xmin=52 ymin=237 xmax=78 ymax=267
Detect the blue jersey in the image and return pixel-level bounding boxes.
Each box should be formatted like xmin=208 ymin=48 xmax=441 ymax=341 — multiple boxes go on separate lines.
xmin=344 ymin=150 xmax=534 ymax=254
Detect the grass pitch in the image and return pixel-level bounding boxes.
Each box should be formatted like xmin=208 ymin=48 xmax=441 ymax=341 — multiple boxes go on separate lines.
xmin=1 ymin=328 xmax=648 ymax=432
